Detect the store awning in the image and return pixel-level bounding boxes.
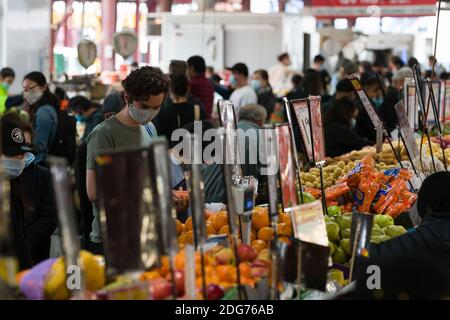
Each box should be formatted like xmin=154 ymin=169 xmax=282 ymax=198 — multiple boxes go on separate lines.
xmin=307 ymin=0 xmax=437 ymax=19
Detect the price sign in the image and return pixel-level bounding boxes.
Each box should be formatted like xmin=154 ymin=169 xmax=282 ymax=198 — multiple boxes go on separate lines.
xmin=308 ymin=96 xmax=326 ymax=163
xmin=395 ymin=101 xmax=419 ymax=160
xmin=291 ymin=200 xmax=328 ymax=247
xmin=404 ymin=78 xmax=419 ymax=130
xmin=276 ymin=124 xmax=298 ymax=211
xmin=424 ymin=80 xmax=442 ymax=125
xmin=347 ymin=74 xmax=383 ymax=129
xmin=291 ymin=99 xmax=313 ymax=162
xmin=442 ymin=80 xmax=450 ymax=122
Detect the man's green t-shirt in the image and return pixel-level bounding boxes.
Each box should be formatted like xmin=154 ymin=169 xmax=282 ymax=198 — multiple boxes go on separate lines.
xmin=86 ymin=116 xmax=153 ymax=243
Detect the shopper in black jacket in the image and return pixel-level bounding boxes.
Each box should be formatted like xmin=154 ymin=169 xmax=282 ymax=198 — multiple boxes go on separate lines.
xmin=1 ymin=120 xmax=34 ymax=269
xmin=324 ymin=97 xmax=374 ymax=157
xmin=2 ymin=114 xmax=58 ymax=264
xmin=370 ymin=172 xmax=450 ymax=271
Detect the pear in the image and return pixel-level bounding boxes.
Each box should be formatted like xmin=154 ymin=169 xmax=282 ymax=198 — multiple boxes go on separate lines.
xmin=340 ymin=228 xmax=351 ymax=239
xmin=340 ymin=238 xmax=352 ymax=256
xmin=370 ymin=235 xmax=391 ymax=244
xmin=374 ymin=214 xmax=394 ymax=228
xmin=384 ymin=225 xmax=407 ymax=238
xmin=332 ymin=247 xmax=348 ymax=264
xmin=326 ymin=221 xmax=340 ymax=243
xmin=336 ymin=214 xmax=352 ymax=230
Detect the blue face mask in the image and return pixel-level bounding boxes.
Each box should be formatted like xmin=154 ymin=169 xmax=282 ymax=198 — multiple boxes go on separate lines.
xmin=24 ymin=152 xmax=35 ymax=168
xmin=229 ymin=74 xmax=237 ymax=86
xmin=373 ymin=97 xmax=384 ymax=108
xmin=75 ymin=114 xmax=86 ymax=122
xmin=1 ymin=157 xmax=26 ymax=179
xmin=250 ymin=79 xmax=261 ymax=92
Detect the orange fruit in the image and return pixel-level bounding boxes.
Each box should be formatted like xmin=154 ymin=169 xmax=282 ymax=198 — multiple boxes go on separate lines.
xmin=140 ymin=270 xmax=160 ymax=281
xmin=218 ymin=225 xmax=230 ymax=235
xmin=216 ymin=265 xmax=237 ymax=283
xmin=184 ymin=230 xmax=194 ymax=244
xmin=240 ymin=276 xmax=256 ymax=288
xmin=185 ymin=217 xmax=193 ymax=231
xmin=196 ymin=264 xmax=217 ymax=278
xmin=213 ymin=211 xmax=229 ymax=232
xmin=204 ymin=209 xmax=214 ymax=220
xmin=206 ymin=222 xmax=217 ymax=235
xmin=159 ymin=255 xmax=170 ymax=277
xmin=258 ymin=227 xmax=274 ymax=242
xmin=207 ymin=214 xmax=216 ymax=226
xmin=252 ymin=208 xmax=270 ymax=230
xmin=239 ymin=262 xmax=252 ymax=278
xmin=219 ymin=282 xmax=235 ymax=290
xmin=196 ymin=275 xmax=220 ymax=288
xmin=250 ymin=232 xmax=256 ymax=242
xmin=279 ymin=212 xmax=292 ymax=226
xmin=251 ymin=239 xmax=267 ymax=254
xmin=278 ymin=236 xmax=291 ymax=245
xmin=277 ymin=223 xmax=292 ymax=237
xmin=175 ymin=219 xmax=183 ymax=236
xmin=175 ymin=250 xmax=185 ymax=270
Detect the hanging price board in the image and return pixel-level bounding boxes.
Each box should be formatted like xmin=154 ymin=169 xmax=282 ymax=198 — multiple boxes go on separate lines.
xmin=308 ymin=96 xmax=326 ymax=164
xmin=113 ymin=31 xmax=138 ymax=59
xmin=347 ymin=74 xmax=383 ymax=129
xmin=395 ymin=101 xmax=419 ymax=160
xmin=275 ymin=124 xmax=299 ymax=211
xmin=77 ymin=39 xmax=97 ymax=69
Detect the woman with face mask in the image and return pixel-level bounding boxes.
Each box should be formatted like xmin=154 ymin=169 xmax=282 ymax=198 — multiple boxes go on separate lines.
xmin=251 ymin=70 xmax=277 ymax=118
xmin=22 ymin=72 xmax=59 ymax=165
xmin=324 ymin=97 xmax=374 ymax=157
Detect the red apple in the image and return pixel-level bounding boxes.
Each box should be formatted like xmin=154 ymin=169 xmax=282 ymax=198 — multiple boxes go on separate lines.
xmin=251 ymin=259 xmax=269 ymax=269
xmin=150 ymin=278 xmax=173 ymax=300
xmin=166 ymin=269 xmax=185 ymax=296
xmin=215 ymin=248 xmax=235 ymax=265
xmin=251 ymin=266 xmax=269 ymax=278
xmin=237 ymin=244 xmax=257 ymax=262
xmin=206 ymin=284 xmax=224 ymax=300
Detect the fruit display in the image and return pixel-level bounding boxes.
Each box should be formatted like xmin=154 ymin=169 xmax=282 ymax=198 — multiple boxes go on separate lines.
xmin=326 ymin=212 xmax=407 ymax=265
xmin=304 ymin=155 xmax=417 ymax=219
xmin=139 ymin=243 xmax=271 ymax=300
xmin=300 ymin=161 xmax=357 ymax=189
xmin=176 ymin=206 xmax=292 ymax=249
xmin=19 ymin=250 xmax=105 ymax=300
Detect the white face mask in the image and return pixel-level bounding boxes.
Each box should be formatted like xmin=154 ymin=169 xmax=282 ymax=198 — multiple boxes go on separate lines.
xmin=1 ymin=157 xmax=26 ymax=178
xmin=23 ymin=89 xmax=43 ymax=105
xmin=128 ymin=103 xmax=160 ymax=125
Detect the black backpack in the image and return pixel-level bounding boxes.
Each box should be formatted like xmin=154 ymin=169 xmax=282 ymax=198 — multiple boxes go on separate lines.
xmin=48 ymin=109 xmax=77 ymax=166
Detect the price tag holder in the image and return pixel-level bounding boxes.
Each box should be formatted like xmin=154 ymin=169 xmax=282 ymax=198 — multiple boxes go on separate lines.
xmin=291 ymin=200 xmax=329 ymax=247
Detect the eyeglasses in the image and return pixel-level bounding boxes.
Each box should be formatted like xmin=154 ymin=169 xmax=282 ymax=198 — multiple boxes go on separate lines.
xmin=22 ymin=84 xmax=39 ymax=93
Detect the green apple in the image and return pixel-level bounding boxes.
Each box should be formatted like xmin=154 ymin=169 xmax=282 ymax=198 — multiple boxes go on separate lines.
xmin=336 ymin=214 xmax=352 ymax=230
xmin=340 ymin=238 xmax=352 ymax=256
xmin=332 ymin=247 xmax=348 ymax=264
xmin=384 ymin=225 xmax=407 ymax=238
xmin=326 ymin=221 xmax=340 ymax=243
xmin=329 ymin=241 xmax=336 ymax=256
xmin=327 ymin=205 xmax=342 ymax=217
xmin=374 ymin=214 xmax=394 ymax=228
xmin=370 ymin=235 xmax=391 ymax=244
xmin=340 ymin=228 xmax=351 ymax=239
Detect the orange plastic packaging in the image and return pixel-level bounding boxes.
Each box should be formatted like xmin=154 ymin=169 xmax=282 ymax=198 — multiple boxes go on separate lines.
xmin=355 ymin=171 xmax=382 ymax=213
xmin=325 ymin=182 xmax=350 ymax=200
xmin=373 ymin=180 xmax=407 ymax=214
xmin=385 ymin=200 xmax=409 ymax=218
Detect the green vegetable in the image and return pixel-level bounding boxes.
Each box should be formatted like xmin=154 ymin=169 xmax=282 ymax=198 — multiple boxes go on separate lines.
xmin=327 ymin=205 xmax=342 ymax=217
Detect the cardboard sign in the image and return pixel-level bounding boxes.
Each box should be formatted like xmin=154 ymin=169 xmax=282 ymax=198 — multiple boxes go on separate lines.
xmin=280 ymin=239 xmax=329 ymax=291
xmin=291 ymin=200 xmax=329 ymax=247
xmin=347 ymin=74 xmax=382 ymax=129
xmin=404 ymin=78 xmax=419 ymax=130
xmin=308 ymin=96 xmax=326 ymax=163
xmin=95 ymin=148 xmax=161 ymax=277
xmin=424 ymin=80 xmax=442 ymax=125
xmin=442 ymin=80 xmax=450 ymax=122
xmin=275 ymin=124 xmax=299 ymax=211
xmin=395 ymin=101 xmax=419 ymax=160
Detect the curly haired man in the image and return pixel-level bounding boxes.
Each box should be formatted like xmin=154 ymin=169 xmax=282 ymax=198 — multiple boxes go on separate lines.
xmin=85 ymin=66 xmax=170 ymax=253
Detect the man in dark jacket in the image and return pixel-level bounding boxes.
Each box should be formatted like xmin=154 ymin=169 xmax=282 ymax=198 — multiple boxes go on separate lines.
xmin=369 ymin=172 xmax=450 ymax=271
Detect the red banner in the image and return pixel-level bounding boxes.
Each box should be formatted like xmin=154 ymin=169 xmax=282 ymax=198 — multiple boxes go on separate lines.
xmin=309 ymin=0 xmax=437 ymax=18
